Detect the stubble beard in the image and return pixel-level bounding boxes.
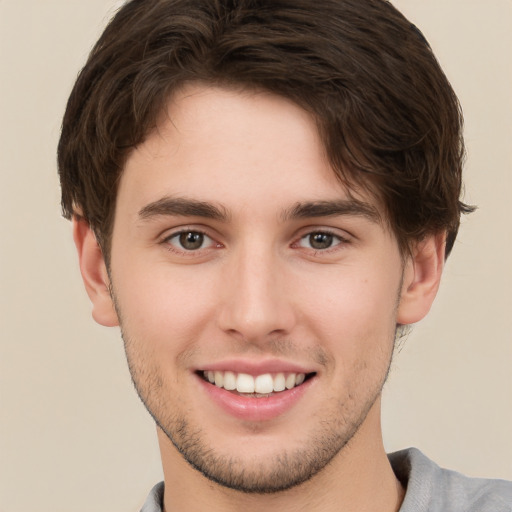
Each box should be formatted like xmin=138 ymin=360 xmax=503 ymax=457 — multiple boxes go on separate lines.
xmin=156 ymin=392 xmax=383 ymax=494
xmin=110 ymin=274 xmax=402 ymax=495
xmin=121 ymin=328 xmax=391 ymax=494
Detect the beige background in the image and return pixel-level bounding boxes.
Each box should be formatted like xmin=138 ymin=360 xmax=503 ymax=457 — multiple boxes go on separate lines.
xmin=1 ymin=1 xmax=511 ymax=511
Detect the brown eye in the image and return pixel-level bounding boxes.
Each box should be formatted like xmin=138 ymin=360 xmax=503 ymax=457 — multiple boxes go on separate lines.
xmin=164 ymin=230 xmax=220 ymax=255
xmin=308 ymin=232 xmax=334 ymax=250
xmin=178 ymin=231 xmax=205 ymax=250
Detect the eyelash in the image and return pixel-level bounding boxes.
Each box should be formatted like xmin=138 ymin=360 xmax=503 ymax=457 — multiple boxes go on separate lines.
xmin=293 ymin=229 xmax=350 ymax=253
xmin=162 ymin=228 xmax=219 ymax=255
xmin=160 ymin=228 xmax=351 ymax=256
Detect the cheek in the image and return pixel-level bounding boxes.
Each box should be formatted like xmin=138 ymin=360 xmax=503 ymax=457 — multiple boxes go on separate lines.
xmin=303 ymin=269 xmax=400 ymax=333
xmin=297 ymin=267 xmax=400 ymax=381
xmin=112 ymin=262 xmax=219 ymax=353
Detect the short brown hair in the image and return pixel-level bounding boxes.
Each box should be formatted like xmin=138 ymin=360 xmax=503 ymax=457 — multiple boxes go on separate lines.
xmin=58 ymin=0 xmax=473 ymax=261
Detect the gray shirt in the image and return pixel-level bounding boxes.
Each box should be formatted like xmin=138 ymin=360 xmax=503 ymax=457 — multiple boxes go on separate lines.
xmin=141 ymin=448 xmax=512 ymax=511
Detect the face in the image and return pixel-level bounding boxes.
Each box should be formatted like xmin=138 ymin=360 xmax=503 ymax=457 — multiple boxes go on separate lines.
xmin=104 ymin=85 xmax=413 ymax=492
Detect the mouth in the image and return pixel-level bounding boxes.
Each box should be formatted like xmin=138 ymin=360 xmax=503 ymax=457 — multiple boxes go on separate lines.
xmin=198 ymin=370 xmax=316 ymax=398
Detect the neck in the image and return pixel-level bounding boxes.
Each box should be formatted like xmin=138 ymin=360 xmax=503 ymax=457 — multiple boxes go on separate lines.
xmin=158 ymin=399 xmax=404 ymax=512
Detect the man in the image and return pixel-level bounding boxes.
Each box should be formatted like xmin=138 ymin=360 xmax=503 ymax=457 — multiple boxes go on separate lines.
xmin=58 ymin=0 xmax=511 ymax=510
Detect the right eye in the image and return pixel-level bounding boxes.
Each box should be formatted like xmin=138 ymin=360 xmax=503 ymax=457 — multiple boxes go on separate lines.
xmin=165 ymin=230 xmax=215 ymax=252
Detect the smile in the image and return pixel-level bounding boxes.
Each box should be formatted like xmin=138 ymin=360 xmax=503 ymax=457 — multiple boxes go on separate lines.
xmin=201 ymin=370 xmax=311 ymax=396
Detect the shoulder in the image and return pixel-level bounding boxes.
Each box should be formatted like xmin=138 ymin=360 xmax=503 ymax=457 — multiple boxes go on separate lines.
xmin=140 ymin=481 xmax=164 ymax=512
xmin=389 ymin=448 xmax=512 ymax=512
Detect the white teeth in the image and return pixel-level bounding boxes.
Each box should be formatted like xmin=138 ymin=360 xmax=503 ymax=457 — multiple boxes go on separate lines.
xmin=223 ymin=371 xmax=236 ymax=391
xmin=273 ymin=373 xmax=286 ymax=392
xmin=214 ymin=371 xmax=224 ymax=388
xmin=255 ymin=374 xmax=274 ymax=394
xmin=203 ymin=370 xmax=308 ymax=394
xmin=285 ymin=373 xmax=296 ymax=390
xmin=236 ymin=373 xmax=255 ymax=393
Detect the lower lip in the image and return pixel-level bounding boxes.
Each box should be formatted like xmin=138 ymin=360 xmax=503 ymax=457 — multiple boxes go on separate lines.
xmin=196 ymin=374 xmax=314 ymax=422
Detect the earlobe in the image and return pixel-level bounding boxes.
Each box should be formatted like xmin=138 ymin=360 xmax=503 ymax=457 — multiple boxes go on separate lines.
xmin=396 ymin=233 xmax=446 ymax=325
xmin=72 ymin=217 xmax=119 ymax=327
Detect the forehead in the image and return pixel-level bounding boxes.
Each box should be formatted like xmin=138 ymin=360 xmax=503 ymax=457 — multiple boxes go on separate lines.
xmin=118 ymin=84 xmax=384 ymax=222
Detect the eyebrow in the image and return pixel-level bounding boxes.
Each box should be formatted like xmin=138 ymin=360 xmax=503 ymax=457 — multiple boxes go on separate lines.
xmin=138 ymin=197 xmax=230 ymax=222
xmin=138 ymin=196 xmax=380 ymax=224
xmin=282 ymin=199 xmax=381 ymax=223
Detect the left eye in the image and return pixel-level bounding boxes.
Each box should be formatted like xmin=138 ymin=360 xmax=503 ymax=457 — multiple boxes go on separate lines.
xmin=167 ymin=231 xmax=213 ymax=251
xmin=298 ymin=232 xmax=342 ymax=250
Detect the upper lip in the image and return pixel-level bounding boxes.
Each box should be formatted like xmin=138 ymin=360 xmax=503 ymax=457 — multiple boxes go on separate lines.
xmin=195 ymin=358 xmax=317 ymax=376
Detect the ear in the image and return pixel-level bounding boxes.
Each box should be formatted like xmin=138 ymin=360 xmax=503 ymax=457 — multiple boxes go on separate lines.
xmin=397 ymin=232 xmax=446 ymax=325
xmin=72 ymin=217 xmax=119 ymax=327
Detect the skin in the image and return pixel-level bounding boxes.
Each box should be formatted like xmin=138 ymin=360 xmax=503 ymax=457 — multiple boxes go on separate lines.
xmin=74 ymin=84 xmax=445 ymax=512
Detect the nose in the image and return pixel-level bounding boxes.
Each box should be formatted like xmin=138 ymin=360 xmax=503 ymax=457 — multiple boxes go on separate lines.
xmin=217 ymin=245 xmax=297 ymax=344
